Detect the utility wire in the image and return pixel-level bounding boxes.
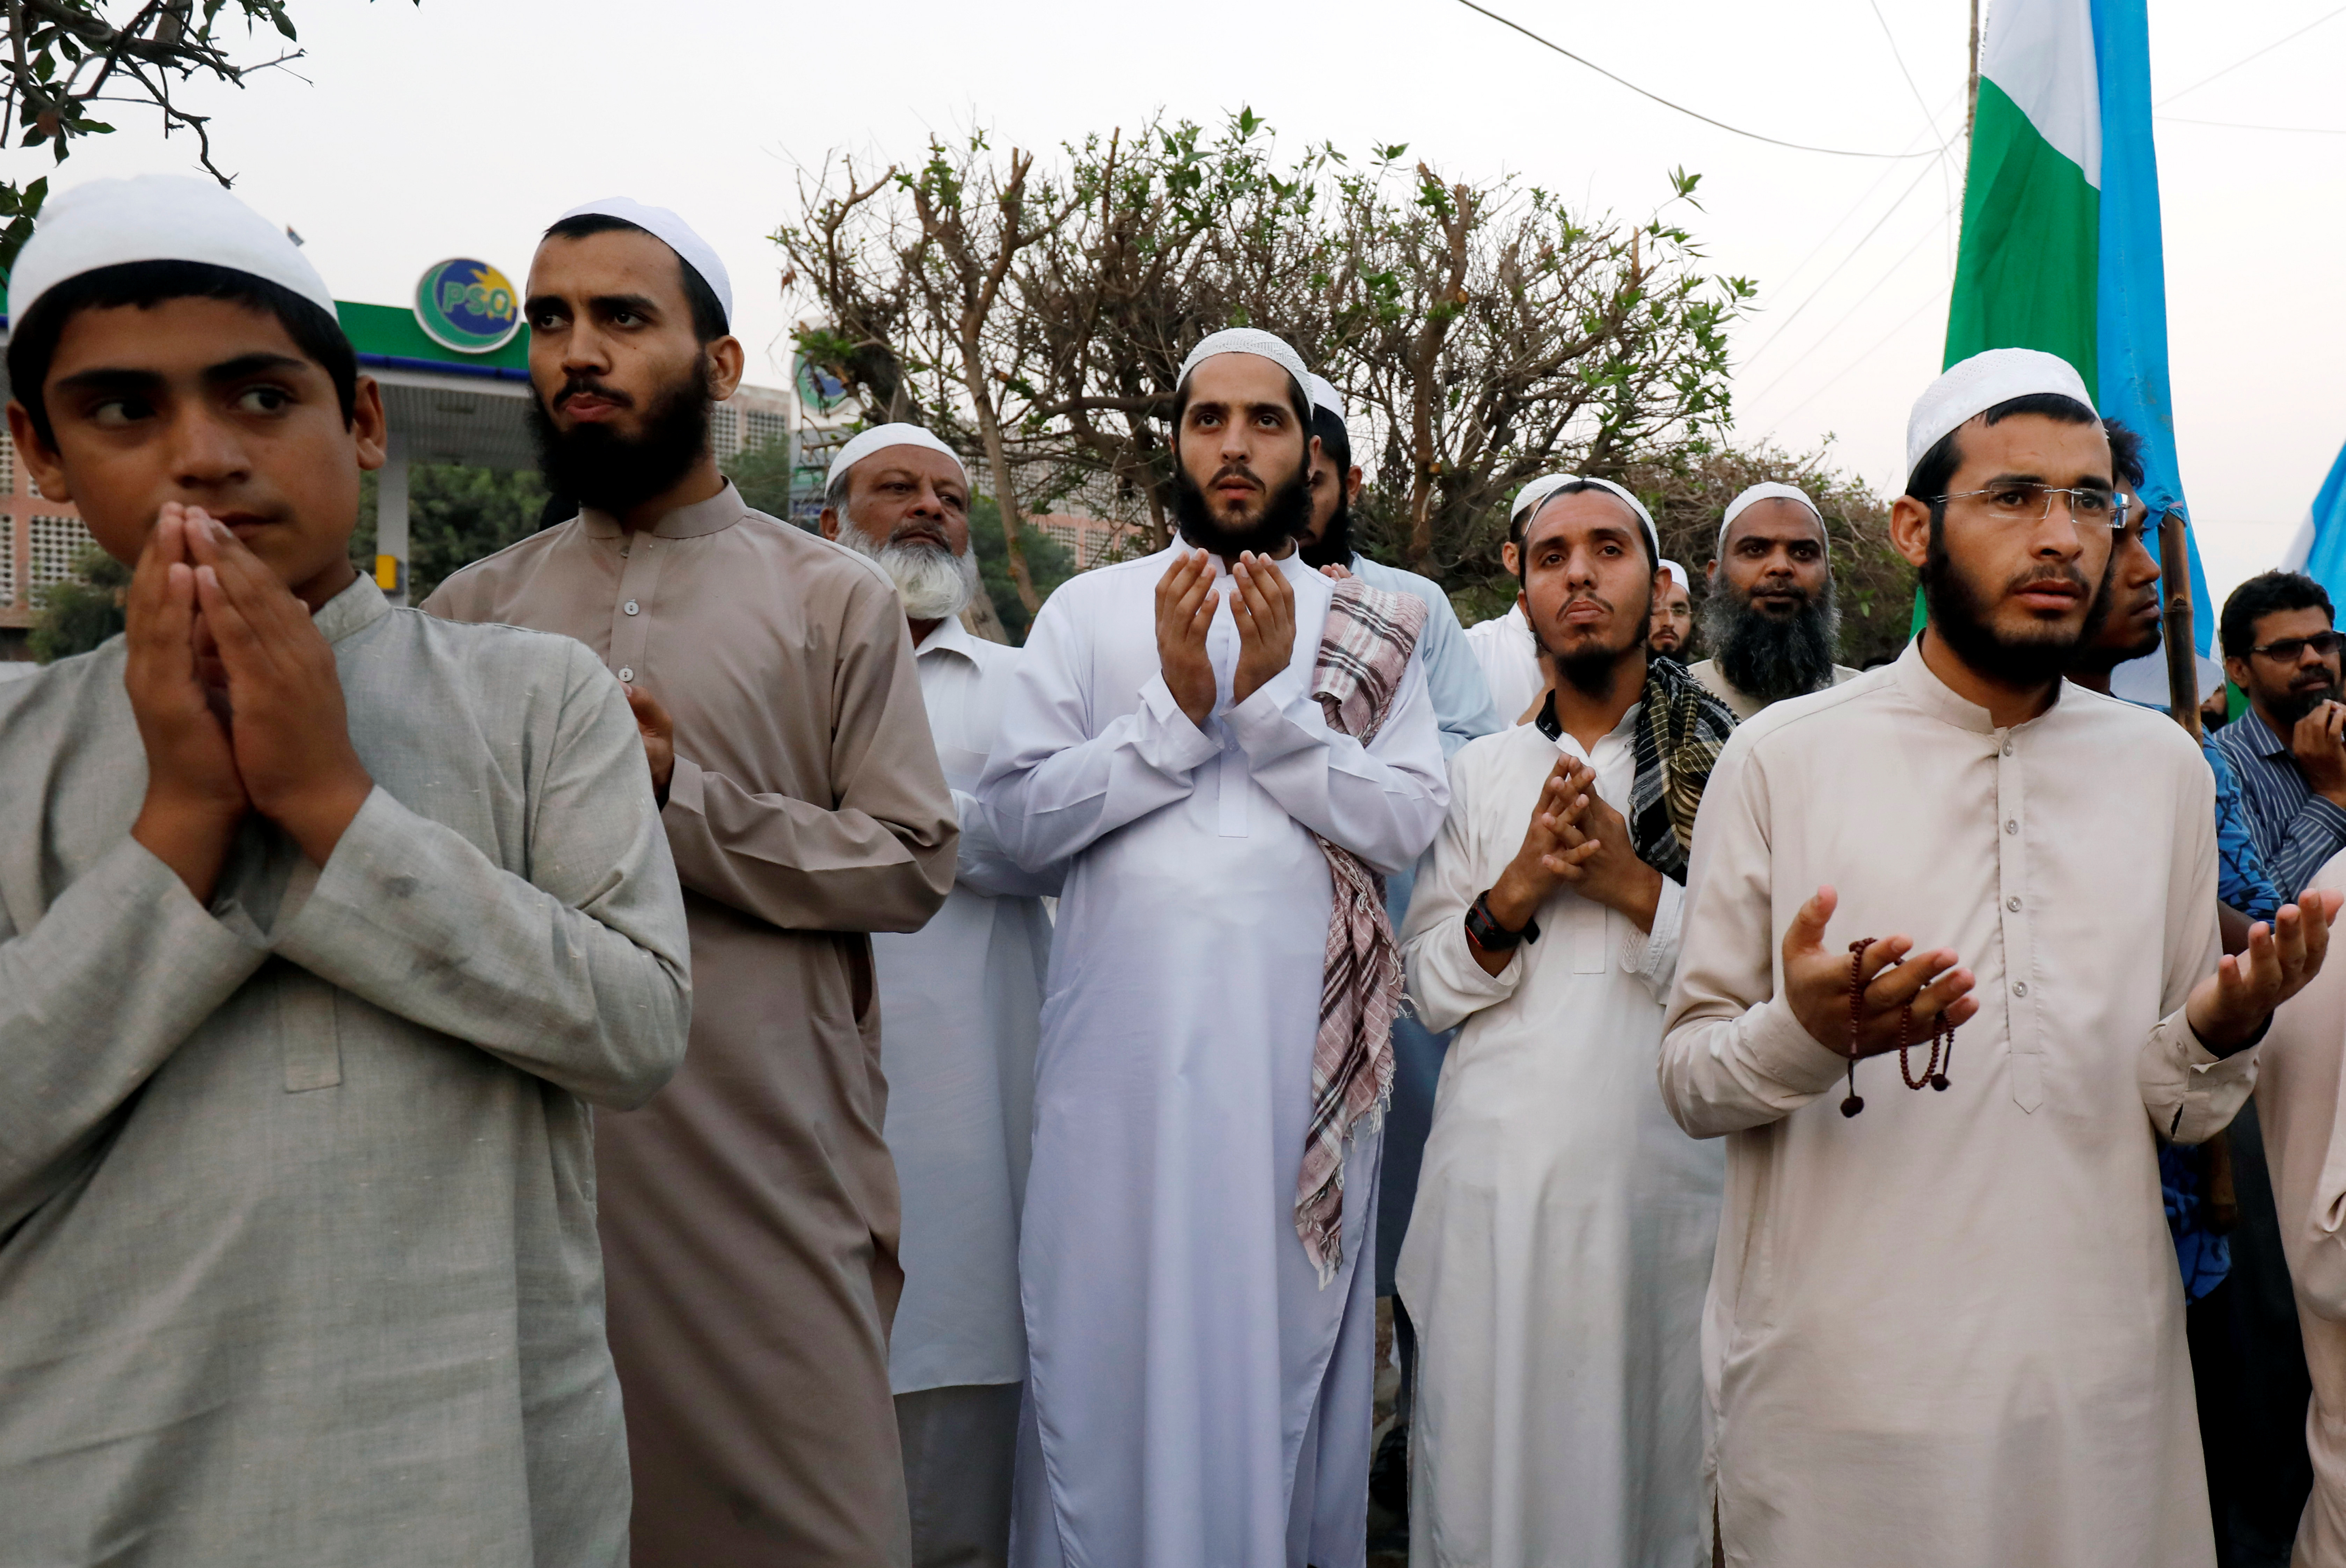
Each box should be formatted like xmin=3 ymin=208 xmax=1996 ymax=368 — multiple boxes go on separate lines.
xmin=1738 ymin=155 xmax=1946 ymax=369
xmin=1449 ymin=0 xmax=1936 ymax=159
xmin=1768 ymin=89 xmax=1962 ymax=300
xmin=1760 ymin=282 xmax=1953 ymax=438
xmin=2156 ymin=2 xmax=2346 ymax=107
xmin=1745 ymin=213 xmax=1951 ymax=409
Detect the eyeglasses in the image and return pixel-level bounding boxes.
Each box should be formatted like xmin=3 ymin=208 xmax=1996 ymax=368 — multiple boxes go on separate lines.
xmin=2250 ymin=631 xmax=2346 ymax=662
xmin=1934 ymin=483 xmax=2125 ymax=530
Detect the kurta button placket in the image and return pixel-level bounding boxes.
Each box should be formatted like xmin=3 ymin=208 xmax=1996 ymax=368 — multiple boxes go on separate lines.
xmin=608 ymin=528 xmax=667 ymax=689
xmin=624 ymin=601 xmax=640 ymax=615
xmin=1995 ymin=728 xmax=2045 ymax=1111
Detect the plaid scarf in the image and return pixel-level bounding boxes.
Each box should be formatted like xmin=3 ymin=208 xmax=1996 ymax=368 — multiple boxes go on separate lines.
xmin=1296 ymin=577 xmax=1428 ymax=1287
xmin=1536 ymin=654 xmax=1736 ymax=884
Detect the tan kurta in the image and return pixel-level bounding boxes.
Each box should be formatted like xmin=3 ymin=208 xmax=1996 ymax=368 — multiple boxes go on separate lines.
xmin=1660 ymin=638 xmax=2246 ymax=1568
xmin=426 ymin=483 xmax=957 ymax=1568
xmin=1686 ymin=656 xmax=1861 ymax=721
xmin=2247 ymin=849 xmax=2346 ymax=1567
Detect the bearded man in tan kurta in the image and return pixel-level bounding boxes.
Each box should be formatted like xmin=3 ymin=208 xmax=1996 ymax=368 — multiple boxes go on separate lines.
xmin=426 ymin=199 xmax=956 ymax=1568
xmin=1660 ymin=349 xmax=2339 ymax=1568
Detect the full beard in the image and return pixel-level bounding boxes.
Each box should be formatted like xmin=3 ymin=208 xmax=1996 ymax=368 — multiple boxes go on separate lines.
xmin=1172 ymin=459 xmax=1314 ymax=559
xmin=2274 ymin=672 xmax=2346 ymax=726
xmin=837 ymin=530 xmax=982 ymax=623
xmin=528 ymin=362 xmax=714 ymax=516
xmin=1298 ymin=495 xmax=1354 ymax=570
xmin=1920 ymin=520 xmax=2091 ymax=689
xmin=1699 ymin=580 xmax=1844 ymax=702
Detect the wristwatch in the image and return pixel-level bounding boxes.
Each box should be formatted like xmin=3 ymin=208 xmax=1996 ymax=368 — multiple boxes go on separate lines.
xmin=1464 ymin=889 xmax=1539 ymax=951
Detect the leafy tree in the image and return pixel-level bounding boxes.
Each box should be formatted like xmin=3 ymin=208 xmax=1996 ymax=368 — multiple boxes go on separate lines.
xmin=29 ymin=543 xmax=128 ymax=660
xmin=348 ymin=461 xmax=548 ymax=606
xmin=0 ymin=1 xmax=412 ymax=272
xmin=968 ymin=494 xmax=1072 ymax=644
xmin=723 ymin=433 xmax=799 ymax=522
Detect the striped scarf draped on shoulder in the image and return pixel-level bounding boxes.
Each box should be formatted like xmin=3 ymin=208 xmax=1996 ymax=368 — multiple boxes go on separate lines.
xmin=1626 ymin=655 xmax=1738 ymax=882
xmin=1297 ymin=577 xmax=1428 ymax=1287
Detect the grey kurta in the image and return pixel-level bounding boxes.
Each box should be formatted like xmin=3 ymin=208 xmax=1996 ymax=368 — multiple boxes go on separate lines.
xmin=426 ymin=482 xmax=957 ymax=1568
xmin=0 ymin=577 xmax=691 ymax=1566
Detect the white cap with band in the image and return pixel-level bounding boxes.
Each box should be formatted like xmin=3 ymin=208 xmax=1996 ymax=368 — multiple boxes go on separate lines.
xmin=1905 ymin=347 xmax=2096 ymax=481
xmin=1718 ymin=481 xmax=1822 ymax=550
xmin=1176 ymin=327 xmax=1312 ymax=396
xmin=1522 ymin=475 xmax=1661 ymax=566
xmin=7 ymin=174 xmax=337 ymax=326
xmin=825 ymin=423 xmax=969 ymax=490
xmin=1659 ymin=558 xmax=1690 ymax=592
xmin=1304 ymin=372 xmax=1346 ymax=422
xmin=555 ymin=196 xmax=734 ymax=330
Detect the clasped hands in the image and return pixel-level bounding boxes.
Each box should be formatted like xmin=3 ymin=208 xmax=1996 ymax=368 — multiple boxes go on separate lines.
xmin=1470 ymin=756 xmax=1663 ymax=974
xmin=1155 ymin=547 xmax=1294 ymax=730
xmin=125 ymin=504 xmax=374 ymax=903
xmin=1782 ymin=883 xmax=2343 ymax=1063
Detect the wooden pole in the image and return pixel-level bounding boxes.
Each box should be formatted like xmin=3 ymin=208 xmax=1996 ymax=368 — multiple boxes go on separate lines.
xmin=2161 ymin=510 xmax=2202 ymax=738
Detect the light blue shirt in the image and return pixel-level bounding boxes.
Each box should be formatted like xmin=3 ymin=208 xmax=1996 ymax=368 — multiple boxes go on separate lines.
xmin=1349 ymin=554 xmax=1503 ymax=758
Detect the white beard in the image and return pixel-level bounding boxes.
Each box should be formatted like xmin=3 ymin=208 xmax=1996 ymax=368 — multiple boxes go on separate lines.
xmin=839 ymin=527 xmax=981 ymax=623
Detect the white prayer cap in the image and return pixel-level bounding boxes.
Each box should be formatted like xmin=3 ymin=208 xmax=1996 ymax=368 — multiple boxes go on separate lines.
xmin=1659 ymin=558 xmax=1690 ymax=592
xmin=554 ymin=197 xmax=733 ymax=329
xmin=826 ymin=423 xmax=969 ymax=491
xmin=1523 ymin=475 xmax=1661 ymax=566
xmin=1905 ymin=347 xmax=2095 ymax=481
xmin=1718 ymin=481 xmax=1822 ymax=549
xmin=1304 ymin=372 xmax=1346 ymax=422
xmin=7 ymin=174 xmax=337 ymax=327
xmin=1509 ymin=473 xmax=1573 ymax=524
xmin=1175 ymin=327 xmax=1311 ymax=398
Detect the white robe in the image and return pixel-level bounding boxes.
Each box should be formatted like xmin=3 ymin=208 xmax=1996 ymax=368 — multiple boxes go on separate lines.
xmin=1461 ymin=603 xmax=1544 ymax=726
xmin=979 ymin=545 xmax=1448 ymax=1568
xmin=875 ymin=616 xmax=1058 ymax=1395
xmin=1660 ymin=637 xmax=2247 ymax=1568
xmin=1398 ymin=711 xmax=1722 ymax=1568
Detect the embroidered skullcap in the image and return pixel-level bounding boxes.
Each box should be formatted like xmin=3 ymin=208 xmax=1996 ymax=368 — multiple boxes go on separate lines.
xmin=554 ymin=196 xmax=733 ymax=328
xmin=1525 ymin=475 xmax=1661 ymax=566
xmin=826 ymin=423 xmax=969 ymax=490
xmin=1659 ymin=558 xmax=1690 ymax=593
xmin=1718 ymin=482 xmax=1823 ymax=550
xmin=1305 ymin=373 xmax=1346 ymax=422
xmin=1175 ymin=328 xmax=1312 ymax=398
xmin=8 ymin=174 xmax=337 ymax=325
xmin=1906 ymin=348 xmax=2095 ymax=482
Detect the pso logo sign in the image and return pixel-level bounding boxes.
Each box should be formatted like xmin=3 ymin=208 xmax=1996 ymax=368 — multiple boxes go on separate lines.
xmin=413 ymin=258 xmax=521 ymax=354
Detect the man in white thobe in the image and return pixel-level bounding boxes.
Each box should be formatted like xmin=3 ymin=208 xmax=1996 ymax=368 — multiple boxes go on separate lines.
xmin=1687 ymin=483 xmax=1860 ymax=720
xmin=820 ymin=423 xmax=1055 ymax=1568
xmin=1463 ymin=474 xmax=1572 ymax=725
xmin=1659 ymin=350 xmax=2338 ymax=1568
xmin=1401 ymin=478 xmax=1730 ymax=1567
xmin=982 ymin=329 xmax=1447 ymax=1568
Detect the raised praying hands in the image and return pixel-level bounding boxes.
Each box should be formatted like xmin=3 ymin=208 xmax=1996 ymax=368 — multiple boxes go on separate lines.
xmin=1543 ymin=757 xmax=1663 ymax=933
xmin=1781 ymin=886 xmax=1981 ymax=1061
xmin=1227 ymin=551 xmax=1295 ymax=710
xmin=1155 ymin=547 xmax=1219 ymax=728
xmin=124 ymin=504 xmax=375 ymax=899
xmin=2184 ymin=891 xmax=2344 ymax=1052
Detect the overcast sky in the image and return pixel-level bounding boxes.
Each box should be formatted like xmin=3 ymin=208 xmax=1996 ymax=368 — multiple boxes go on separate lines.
xmin=43 ymin=0 xmax=2344 ymax=602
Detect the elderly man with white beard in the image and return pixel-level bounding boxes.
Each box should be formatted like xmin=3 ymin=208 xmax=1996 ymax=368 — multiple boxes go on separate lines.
xmin=819 ymin=425 xmax=1055 ymax=1568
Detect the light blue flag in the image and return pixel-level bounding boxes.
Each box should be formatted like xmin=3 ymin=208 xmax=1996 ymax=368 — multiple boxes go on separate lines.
xmin=2289 ymin=440 xmax=2346 ymax=605
xmin=2093 ymin=0 xmax=2214 ymax=653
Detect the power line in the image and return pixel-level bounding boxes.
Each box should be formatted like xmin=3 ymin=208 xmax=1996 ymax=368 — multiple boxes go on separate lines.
xmin=1866 ymin=0 xmax=1953 ymax=163
xmin=1745 ymin=214 xmax=1951 ymax=410
xmin=1759 ymin=282 xmax=1953 ymax=439
xmin=1448 ymin=0 xmax=1937 ymax=160
xmin=1767 ymin=89 xmax=1963 ymax=301
xmin=1738 ymin=155 xmax=1946 ymax=369
xmin=2156 ymin=2 xmax=2346 ymax=107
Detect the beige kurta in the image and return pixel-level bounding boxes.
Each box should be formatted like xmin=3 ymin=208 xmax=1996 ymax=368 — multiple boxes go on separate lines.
xmin=1660 ymin=637 xmax=2246 ymax=1568
xmin=426 ymin=483 xmax=958 ymax=1568
xmin=0 ymin=578 xmax=691 ymax=1565
xmin=2246 ymin=849 xmax=2346 ymax=1567
xmin=1686 ymin=656 xmax=1860 ymax=721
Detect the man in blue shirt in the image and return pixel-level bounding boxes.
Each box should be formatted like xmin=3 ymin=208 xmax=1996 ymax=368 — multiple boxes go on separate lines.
xmin=2215 ymin=571 xmax=2346 ymax=903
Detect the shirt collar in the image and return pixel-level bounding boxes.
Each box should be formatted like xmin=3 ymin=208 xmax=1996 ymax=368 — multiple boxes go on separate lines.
xmin=312 ymin=572 xmax=391 ymax=644
xmin=1533 ymin=687 xmax=1642 ymax=747
xmin=914 ymin=613 xmax=985 ymax=665
xmin=578 ymin=480 xmax=749 ymax=541
xmin=1891 ymin=632 xmax=2068 ymax=737
xmin=2239 ymin=706 xmax=2293 ymax=759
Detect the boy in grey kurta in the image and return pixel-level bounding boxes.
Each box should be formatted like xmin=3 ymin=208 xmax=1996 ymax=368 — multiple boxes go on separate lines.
xmin=0 ymin=176 xmax=691 ymax=1565
xmin=426 ymin=199 xmax=956 ymax=1567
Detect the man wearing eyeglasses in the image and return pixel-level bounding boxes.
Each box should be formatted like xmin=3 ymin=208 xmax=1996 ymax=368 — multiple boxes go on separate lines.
xmin=2214 ymin=572 xmax=2346 ymax=903
xmin=1661 ymin=348 xmax=2339 ymax=1568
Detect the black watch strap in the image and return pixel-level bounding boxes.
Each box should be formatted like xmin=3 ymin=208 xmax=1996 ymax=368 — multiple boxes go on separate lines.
xmin=1465 ymin=890 xmax=1539 ymax=951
